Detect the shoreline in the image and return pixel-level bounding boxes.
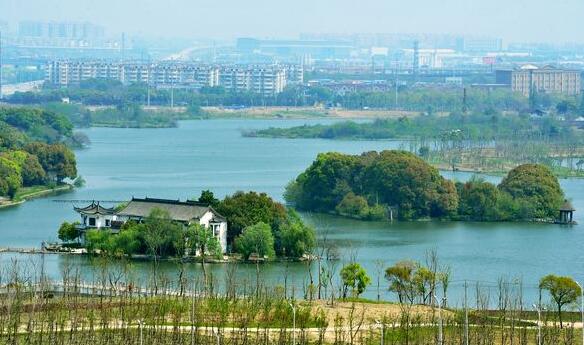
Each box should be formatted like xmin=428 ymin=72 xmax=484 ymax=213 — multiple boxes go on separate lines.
xmin=0 ymin=184 xmax=74 ymax=209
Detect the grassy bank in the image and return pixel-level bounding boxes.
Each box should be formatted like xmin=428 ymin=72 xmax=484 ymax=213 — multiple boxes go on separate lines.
xmin=0 ymin=184 xmax=73 ymax=209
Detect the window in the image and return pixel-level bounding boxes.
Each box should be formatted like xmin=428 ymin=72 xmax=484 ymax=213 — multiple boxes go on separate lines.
xmin=89 ymin=218 xmax=96 ymax=226
xmin=105 ymin=219 xmax=111 ymax=227
xmin=211 ymin=224 xmax=220 ymax=237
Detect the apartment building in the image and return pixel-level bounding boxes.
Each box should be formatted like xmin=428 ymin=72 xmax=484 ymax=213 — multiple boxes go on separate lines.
xmin=220 ymin=65 xmax=286 ymax=95
xmin=497 ymin=65 xmax=581 ymax=96
xmin=46 ymin=61 xmax=294 ymax=96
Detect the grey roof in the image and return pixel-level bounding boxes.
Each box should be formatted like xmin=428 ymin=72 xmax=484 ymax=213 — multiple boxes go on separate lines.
xmin=74 ymin=201 xmax=115 ymax=215
xmin=116 ymin=197 xmax=215 ymax=222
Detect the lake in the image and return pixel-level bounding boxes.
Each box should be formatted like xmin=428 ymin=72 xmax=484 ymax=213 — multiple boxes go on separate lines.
xmin=1 ymin=118 xmax=583 ymax=307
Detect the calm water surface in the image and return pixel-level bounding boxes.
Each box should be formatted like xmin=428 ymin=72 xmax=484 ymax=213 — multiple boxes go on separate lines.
xmin=1 ymin=118 xmax=583 ymax=306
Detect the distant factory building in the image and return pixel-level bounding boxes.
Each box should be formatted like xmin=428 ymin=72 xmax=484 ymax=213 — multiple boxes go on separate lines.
xmin=456 ymin=37 xmax=503 ymax=52
xmin=496 ymin=65 xmax=582 ymax=96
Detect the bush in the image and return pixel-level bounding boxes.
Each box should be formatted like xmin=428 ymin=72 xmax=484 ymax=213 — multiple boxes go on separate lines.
xmin=234 ymin=222 xmax=275 ymax=260
xmin=336 ymin=192 xmax=369 ymax=218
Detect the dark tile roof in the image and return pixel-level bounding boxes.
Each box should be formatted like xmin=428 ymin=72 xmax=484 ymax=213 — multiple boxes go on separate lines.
xmin=74 ymin=201 xmax=115 ymax=215
xmin=116 ymin=197 xmax=220 ymax=222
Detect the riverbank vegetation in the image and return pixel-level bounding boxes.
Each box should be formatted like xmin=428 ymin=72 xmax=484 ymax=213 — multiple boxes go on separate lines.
xmin=0 ymin=255 xmax=582 ymax=345
xmin=9 ymin=78 xmax=582 ymax=113
xmin=247 ymin=106 xmax=584 ymax=177
xmin=0 ymin=107 xmax=79 ymax=202
xmin=286 ymin=150 xmax=565 ymax=222
xmin=42 ymin=101 xmax=205 ymax=128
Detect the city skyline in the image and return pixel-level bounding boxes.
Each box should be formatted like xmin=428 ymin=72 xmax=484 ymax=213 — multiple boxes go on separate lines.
xmin=1 ymin=0 xmax=584 ymax=44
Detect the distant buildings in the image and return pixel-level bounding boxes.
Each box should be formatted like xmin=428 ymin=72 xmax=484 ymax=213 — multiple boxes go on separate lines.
xmin=496 ymin=65 xmax=582 ymax=96
xmin=14 ymin=21 xmax=119 ymax=50
xmin=45 ymin=61 xmax=303 ymax=96
xmin=18 ymin=21 xmax=105 ymax=40
xmin=456 ymin=37 xmax=503 ymax=52
xmin=236 ymin=37 xmax=353 ymax=59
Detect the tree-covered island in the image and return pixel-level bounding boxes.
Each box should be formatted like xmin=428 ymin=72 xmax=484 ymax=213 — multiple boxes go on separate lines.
xmin=285 ymin=150 xmax=566 ymax=222
xmin=58 ymin=191 xmax=317 ymax=261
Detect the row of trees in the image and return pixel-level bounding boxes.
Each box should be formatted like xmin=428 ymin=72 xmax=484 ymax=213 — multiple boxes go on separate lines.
xmin=286 ymin=150 xmax=565 ymax=221
xmin=341 ymin=259 xmax=582 ymax=330
xmin=11 ymin=77 xmax=584 ymax=115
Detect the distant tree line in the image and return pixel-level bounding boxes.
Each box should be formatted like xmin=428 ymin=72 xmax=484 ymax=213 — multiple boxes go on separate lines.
xmin=286 ymin=150 xmax=565 ymax=222
xmin=9 ymin=78 xmax=583 ymax=115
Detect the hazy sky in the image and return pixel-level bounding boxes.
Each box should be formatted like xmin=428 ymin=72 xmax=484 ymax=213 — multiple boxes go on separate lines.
xmin=2 ymin=0 xmax=584 ymax=43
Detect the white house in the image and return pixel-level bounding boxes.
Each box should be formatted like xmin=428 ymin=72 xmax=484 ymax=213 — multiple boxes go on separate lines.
xmin=74 ymin=197 xmax=228 ymax=253
xmin=74 ymin=201 xmax=118 ymax=229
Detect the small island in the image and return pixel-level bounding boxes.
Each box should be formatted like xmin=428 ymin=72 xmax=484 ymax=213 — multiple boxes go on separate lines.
xmin=57 ymin=190 xmax=317 ymax=262
xmin=285 ymin=150 xmax=570 ymax=223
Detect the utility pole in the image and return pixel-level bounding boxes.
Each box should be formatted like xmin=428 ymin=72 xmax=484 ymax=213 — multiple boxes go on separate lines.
xmin=288 ymin=301 xmax=296 ymax=345
xmin=433 ymin=294 xmax=443 ymax=345
xmin=170 ymin=82 xmax=174 ymax=108
xmin=147 ymin=86 xmax=150 ymax=107
xmin=464 ymin=281 xmax=469 ymax=345
xmin=394 ymin=60 xmax=399 ymax=109
xmin=576 ymin=281 xmax=584 ymax=345
xmin=413 ymin=40 xmax=420 ymax=82
xmin=533 ymin=304 xmax=542 ymax=345
xmin=462 ymin=87 xmax=468 ymax=114
xmin=121 ymin=32 xmax=126 ymax=62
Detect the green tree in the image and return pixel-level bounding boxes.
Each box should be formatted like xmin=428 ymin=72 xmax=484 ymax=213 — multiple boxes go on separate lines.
xmin=84 ymin=229 xmax=113 ymax=254
xmin=457 ymin=177 xmax=501 ymax=221
xmin=539 ymin=274 xmax=582 ymax=328
xmin=234 ymin=222 xmax=275 ymax=260
xmin=57 ymin=221 xmax=81 ymax=243
xmin=197 ymin=190 xmax=220 ymax=208
xmin=335 ymin=192 xmax=369 ymax=218
xmin=498 ymin=164 xmax=564 ymax=220
xmin=385 ymin=261 xmax=417 ymax=304
xmin=279 ymin=211 xmax=316 ymax=258
xmin=413 ymin=266 xmax=436 ymax=305
xmin=143 ymin=208 xmax=183 ymax=258
xmin=217 ymin=191 xmax=287 ymax=243
xmin=21 ymin=153 xmax=47 ymax=186
xmin=340 ymin=263 xmax=371 ymax=298
xmin=24 ymin=142 xmax=77 ymax=182
xmin=186 ymin=223 xmax=222 ymax=285
xmin=2 ymin=150 xmax=47 ymax=186
xmin=109 ymin=225 xmax=143 ymax=256
xmin=0 ymin=157 xmax=23 ymax=198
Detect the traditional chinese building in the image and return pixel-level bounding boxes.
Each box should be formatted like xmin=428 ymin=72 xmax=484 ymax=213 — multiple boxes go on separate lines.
xmin=74 ymin=197 xmax=228 ymax=253
xmin=74 ymin=201 xmax=117 ymax=229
